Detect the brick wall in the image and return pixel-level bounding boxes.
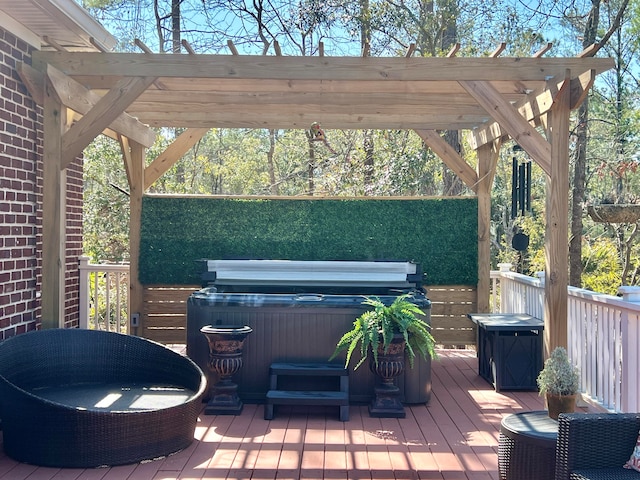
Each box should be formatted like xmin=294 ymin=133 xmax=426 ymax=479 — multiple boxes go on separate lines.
xmin=63 ymin=161 xmax=84 ymax=329
xmin=0 ymin=26 xmax=83 ymax=339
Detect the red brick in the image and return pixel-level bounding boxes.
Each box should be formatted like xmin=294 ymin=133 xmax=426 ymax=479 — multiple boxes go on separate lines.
xmin=0 ymin=26 xmax=83 ymax=335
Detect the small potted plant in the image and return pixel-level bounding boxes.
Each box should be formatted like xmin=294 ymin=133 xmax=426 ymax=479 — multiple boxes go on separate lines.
xmin=329 ymin=293 xmax=437 ymax=417
xmin=536 ymin=346 xmax=580 ymax=420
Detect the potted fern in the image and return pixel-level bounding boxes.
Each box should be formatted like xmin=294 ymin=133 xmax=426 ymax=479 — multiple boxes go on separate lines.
xmin=536 ymin=346 xmax=580 ymax=420
xmin=329 ymin=293 xmax=436 ymax=417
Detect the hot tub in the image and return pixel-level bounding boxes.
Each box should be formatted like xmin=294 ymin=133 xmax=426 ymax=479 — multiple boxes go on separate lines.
xmin=187 ymin=260 xmax=432 ymax=404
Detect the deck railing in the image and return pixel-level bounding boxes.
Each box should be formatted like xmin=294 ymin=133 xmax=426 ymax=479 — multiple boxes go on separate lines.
xmin=490 ymin=263 xmax=545 ymax=318
xmin=491 ymin=266 xmax=640 ymax=413
xmin=78 ymin=256 xmax=130 ymax=334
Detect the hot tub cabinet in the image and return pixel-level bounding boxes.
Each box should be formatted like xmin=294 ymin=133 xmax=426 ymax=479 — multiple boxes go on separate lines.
xmin=186 ymin=260 xmax=432 ymax=405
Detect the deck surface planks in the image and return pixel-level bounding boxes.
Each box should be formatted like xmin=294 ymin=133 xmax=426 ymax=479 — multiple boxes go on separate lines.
xmin=0 ymin=349 xmax=598 ymax=480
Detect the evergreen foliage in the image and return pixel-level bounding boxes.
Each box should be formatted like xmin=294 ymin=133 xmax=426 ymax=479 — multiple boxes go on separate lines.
xmin=138 ymin=196 xmax=478 ymax=286
xmin=537 ymin=347 xmax=580 ymax=396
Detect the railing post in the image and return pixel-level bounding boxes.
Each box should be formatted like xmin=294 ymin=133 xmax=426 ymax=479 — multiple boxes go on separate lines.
xmin=619 ymin=286 xmax=640 ymax=412
xmin=619 ymin=286 xmax=640 ymax=303
xmin=78 ymin=256 xmax=90 ymax=329
xmin=496 ymin=263 xmax=512 ymax=313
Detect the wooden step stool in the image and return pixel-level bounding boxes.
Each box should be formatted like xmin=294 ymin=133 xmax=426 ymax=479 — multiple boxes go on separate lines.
xmin=264 ymin=362 xmax=349 ymax=421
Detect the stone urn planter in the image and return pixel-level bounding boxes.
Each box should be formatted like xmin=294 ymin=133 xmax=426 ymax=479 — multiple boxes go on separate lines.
xmin=200 ymin=325 xmax=252 ymax=415
xmin=587 ymin=204 xmax=640 ymax=223
xmin=368 ymin=334 xmax=407 ymax=418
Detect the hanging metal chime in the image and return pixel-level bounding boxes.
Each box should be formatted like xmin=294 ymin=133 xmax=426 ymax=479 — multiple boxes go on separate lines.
xmin=510 ymin=155 xmax=531 ymax=219
xmin=511 ymin=146 xmax=532 ymax=253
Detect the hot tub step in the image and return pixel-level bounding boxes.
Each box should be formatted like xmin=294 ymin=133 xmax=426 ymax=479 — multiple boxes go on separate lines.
xmin=265 ymin=391 xmax=349 ymax=421
xmin=266 ymin=390 xmax=348 ymax=405
xmin=269 ymin=362 xmax=349 ymax=377
xmin=265 ymin=362 xmax=349 ymax=421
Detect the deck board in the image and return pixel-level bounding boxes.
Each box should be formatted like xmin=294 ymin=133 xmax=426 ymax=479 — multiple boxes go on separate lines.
xmin=0 ymin=349 xmax=597 ymax=480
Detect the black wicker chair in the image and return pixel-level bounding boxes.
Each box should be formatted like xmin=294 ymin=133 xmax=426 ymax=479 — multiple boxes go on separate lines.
xmin=0 ymin=328 xmax=207 ymax=468
xmin=555 ymin=412 xmax=640 ymax=480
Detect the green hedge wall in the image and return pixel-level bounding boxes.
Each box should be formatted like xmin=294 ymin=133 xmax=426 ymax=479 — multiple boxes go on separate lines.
xmin=139 ymin=196 xmax=478 ymax=286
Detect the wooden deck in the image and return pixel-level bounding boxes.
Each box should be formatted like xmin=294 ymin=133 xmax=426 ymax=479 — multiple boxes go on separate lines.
xmin=0 ymin=349 xmax=595 ymax=480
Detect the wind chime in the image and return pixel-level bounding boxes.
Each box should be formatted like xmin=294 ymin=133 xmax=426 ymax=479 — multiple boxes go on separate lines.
xmin=511 ymin=146 xmax=531 ymax=220
xmin=511 ymin=145 xmax=532 ymax=255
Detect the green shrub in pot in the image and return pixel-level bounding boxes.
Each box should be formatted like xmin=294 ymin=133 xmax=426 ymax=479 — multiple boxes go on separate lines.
xmin=537 ymin=346 xmax=580 ymax=419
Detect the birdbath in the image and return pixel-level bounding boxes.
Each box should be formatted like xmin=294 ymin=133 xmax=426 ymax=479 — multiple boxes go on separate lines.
xmin=200 ymin=325 xmax=252 ymax=415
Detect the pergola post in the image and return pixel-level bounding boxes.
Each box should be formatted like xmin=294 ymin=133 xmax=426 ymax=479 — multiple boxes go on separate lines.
xmin=124 ymin=139 xmax=145 ymax=337
xmin=544 ymin=72 xmax=572 ymax=355
xmin=476 ymin=141 xmax=500 ymax=313
xmin=41 ymin=76 xmax=67 ymax=328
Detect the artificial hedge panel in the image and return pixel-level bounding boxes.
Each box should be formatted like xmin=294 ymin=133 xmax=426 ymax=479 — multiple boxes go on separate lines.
xmin=139 ymin=195 xmax=478 ymax=286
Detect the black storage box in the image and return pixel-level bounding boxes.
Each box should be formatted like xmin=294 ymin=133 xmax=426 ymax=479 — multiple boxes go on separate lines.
xmin=469 ymin=313 xmax=544 ymax=392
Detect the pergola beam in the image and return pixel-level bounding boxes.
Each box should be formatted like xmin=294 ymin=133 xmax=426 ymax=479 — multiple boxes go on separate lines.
xmin=44 ymin=64 xmax=156 ymax=149
xmin=135 ymin=113 xmax=489 ymax=130
xmin=469 ymin=71 xmax=596 ymax=150
xmin=19 ymin=63 xmax=156 ymax=150
xmin=460 ymin=80 xmax=552 ymax=175
xmin=16 ymin=62 xmax=45 ymax=104
xmin=144 ymin=128 xmax=210 ymax=189
xmin=415 ymin=130 xmax=479 ymax=191
xmin=569 ymin=69 xmax=596 ymax=111
xmin=33 ymin=52 xmax=613 ymax=82
xmin=60 ymin=74 xmax=157 ymax=167
xmin=132 ymin=90 xmax=491 ymax=106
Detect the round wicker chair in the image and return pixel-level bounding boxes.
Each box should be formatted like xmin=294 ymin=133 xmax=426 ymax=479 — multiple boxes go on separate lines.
xmin=0 ymin=328 xmax=207 ymax=468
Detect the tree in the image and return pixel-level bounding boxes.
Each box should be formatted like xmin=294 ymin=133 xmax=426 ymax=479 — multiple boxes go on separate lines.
xmin=495 ymin=0 xmax=635 ymax=288
xmin=567 ymin=0 xmax=630 ymax=287
xmin=83 ymin=137 xmax=131 ymax=262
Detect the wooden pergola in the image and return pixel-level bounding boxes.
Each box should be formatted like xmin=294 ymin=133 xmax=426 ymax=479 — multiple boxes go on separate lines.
xmin=18 ymin=47 xmax=613 ymax=354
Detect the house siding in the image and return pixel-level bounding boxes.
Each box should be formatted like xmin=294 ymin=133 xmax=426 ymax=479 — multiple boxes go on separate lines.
xmin=0 ymin=26 xmax=83 ymax=339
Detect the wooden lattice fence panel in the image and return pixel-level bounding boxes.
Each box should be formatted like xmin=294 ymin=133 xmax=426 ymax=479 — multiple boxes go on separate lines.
xmin=142 ymin=285 xmax=199 ymax=344
xmin=426 ymin=285 xmax=477 ymax=348
xmin=141 ymin=284 xmax=478 ymax=348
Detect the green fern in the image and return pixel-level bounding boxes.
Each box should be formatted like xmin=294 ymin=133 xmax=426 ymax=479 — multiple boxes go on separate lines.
xmin=330 ymin=294 xmax=437 ymax=369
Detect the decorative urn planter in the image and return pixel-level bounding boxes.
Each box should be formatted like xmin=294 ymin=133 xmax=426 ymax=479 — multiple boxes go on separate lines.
xmin=368 ymin=334 xmax=406 ymax=418
xmin=200 ymin=325 xmax=252 ymax=415
xmin=330 ymin=294 xmax=436 ymax=418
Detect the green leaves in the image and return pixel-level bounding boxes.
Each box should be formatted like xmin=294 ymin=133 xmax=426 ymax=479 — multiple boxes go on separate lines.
xmin=330 ymin=294 xmax=437 ymax=370
xmin=139 ymin=196 xmax=478 ymax=285
xmin=537 ymin=347 xmax=580 ymax=396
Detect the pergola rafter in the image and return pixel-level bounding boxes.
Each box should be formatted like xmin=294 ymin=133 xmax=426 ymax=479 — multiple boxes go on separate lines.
xmin=21 ymin=48 xmax=614 ymax=354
